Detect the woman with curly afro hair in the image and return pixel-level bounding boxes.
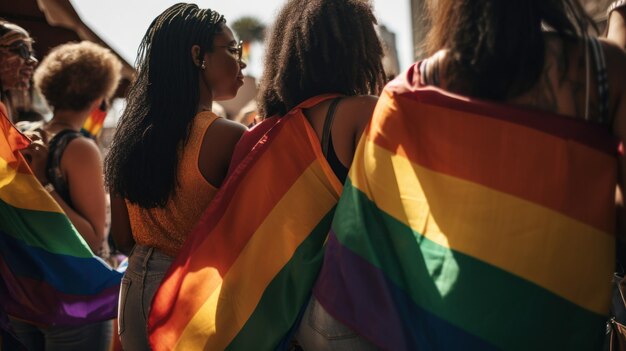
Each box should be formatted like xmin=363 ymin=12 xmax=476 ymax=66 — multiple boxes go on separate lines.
xmin=14 ymin=40 xmax=122 ymax=351
xmin=256 ymin=0 xmax=385 ymax=349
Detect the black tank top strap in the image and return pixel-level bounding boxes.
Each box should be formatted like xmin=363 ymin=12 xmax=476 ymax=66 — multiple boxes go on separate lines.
xmin=46 ymin=129 xmax=83 ymax=207
xmin=321 ymin=97 xmax=349 ymax=183
xmin=321 ymin=98 xmax=341 ymax=156
xmin=589 ymin=37 xmax=610 ymax=125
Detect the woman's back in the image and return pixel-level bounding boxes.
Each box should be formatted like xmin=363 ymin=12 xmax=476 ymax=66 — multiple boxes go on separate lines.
xmin=510 ymin=35 xmax=625 ymax=126
xmin=303 ymin=95 xmax=378 ymax=180
xmin=125 ymin=112 xmax=243 ymax=257
xmin=427 ymin=34 xmax=626 ymax=126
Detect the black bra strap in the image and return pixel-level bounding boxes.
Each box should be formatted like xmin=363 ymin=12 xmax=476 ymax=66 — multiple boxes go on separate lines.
xmin=321 ymin=98 xmax=342 ymax=158
xmin=589 ymin=37 xmax=610 ymax=125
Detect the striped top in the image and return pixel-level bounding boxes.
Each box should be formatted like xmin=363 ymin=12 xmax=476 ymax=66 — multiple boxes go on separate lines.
xmin=127 ymin=112 xmax=219 ymax=257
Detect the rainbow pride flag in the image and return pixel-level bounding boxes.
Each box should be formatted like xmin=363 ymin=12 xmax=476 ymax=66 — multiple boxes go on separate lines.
xmin=81 ymin=104 xmax=107 ymax=139
xmin=149 ymin=95 xmax=343 ymax=350
xmin=0 ymin=108 xmax=122 ymax=327
xmin=313 ymin=74 xmax=618 ymax=350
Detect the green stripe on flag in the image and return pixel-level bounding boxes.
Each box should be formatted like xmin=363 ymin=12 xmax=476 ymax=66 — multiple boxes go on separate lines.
xmin=0 ymin=200 xmax=93 ymax=258
xmin=226 ymin=210 xmax=335 ymax=350
xmin=333 ymin=179 xmax=606 ymax=351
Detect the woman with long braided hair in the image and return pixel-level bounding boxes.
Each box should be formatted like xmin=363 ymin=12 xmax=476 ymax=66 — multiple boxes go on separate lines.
xmin=104 ymin=3 xmax=246 ymax=349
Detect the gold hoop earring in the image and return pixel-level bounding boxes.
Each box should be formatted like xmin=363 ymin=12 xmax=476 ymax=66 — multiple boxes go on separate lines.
xmin=201 ymin=60 xmax=206 ymax=70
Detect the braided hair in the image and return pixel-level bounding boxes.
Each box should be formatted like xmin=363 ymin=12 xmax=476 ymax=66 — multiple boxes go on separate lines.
xmin=257 ymin=0 xmax=385 ymax=118
xmin=105 ymin=3 xmax=225 ymax=208
xmin=425 ymin=0 xmax=595 ymax=100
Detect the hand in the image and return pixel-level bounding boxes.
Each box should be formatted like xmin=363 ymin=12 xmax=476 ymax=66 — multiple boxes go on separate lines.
xmin=20 ymin=141 xmax=49 ymax=184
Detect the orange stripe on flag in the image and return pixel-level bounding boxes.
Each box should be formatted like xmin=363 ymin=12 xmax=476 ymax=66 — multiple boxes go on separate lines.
xmin=369 ymin=91 xmax=616 ymax=233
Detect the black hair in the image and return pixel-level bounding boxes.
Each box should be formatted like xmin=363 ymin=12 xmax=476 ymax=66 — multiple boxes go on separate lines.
xmin=104 ymin=3 xmax=225 ymax=208
xmin=425 ymin=0 xmax=595 ymax=100
xmin=257 ymin=0 xmax=385 ymax=117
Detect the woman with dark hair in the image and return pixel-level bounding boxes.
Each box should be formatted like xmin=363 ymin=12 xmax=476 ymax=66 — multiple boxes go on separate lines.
xmin=258 ymin=0 xmax=385 ymax=186
xmin=310 ymin=0 xmax=626 ymax=350
xmin=258 ymin=0 xmax=385 ymax=349
xmin=0 ymin=20 xmax=37 ymax=120
xmin=104 ymin=3 xmax=246 ymax=350
xmin=420 ymin=0 xmax=626 ymax=234
xmin=145 ymin=0 xmax=385 ymax=349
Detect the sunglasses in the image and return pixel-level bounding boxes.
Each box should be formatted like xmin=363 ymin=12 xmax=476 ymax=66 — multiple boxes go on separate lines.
xmin=0 ymin=42 xmax=36 ymax=61
xmin=214 ymin=40 xmax=243 ymax=62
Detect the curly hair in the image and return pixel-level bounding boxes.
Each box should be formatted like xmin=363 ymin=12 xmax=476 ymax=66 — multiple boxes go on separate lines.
xmin=104 ymin=3 xmax=225 ymax=208
xmin=257 ymin=0 xmax=385 ymax=118
xmin=34 ymin=41 xmax=122 ymax=111
xmin=424 ymin=0 xmax=595 ymax=100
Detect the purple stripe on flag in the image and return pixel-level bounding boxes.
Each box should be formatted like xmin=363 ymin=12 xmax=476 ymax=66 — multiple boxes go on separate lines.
xmin=0 ymin=255 xmax=119 ymax=326
xmin=313 ymin=233 xmax=496 ymax=351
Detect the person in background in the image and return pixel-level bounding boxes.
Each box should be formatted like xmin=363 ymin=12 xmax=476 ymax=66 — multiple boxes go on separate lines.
xmin=14 ymin=40 xmax=122 ymax=351
xmin=0 ymin=20 xmax=37 ymax=120
xmin=104 ymin=3 xmax=246 ymax=350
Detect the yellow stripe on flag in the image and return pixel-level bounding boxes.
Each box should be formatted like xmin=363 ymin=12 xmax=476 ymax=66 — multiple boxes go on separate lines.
xmin=174 ymin=161 xmax=338 ymax=350
xmin=0 ymin=158 xmax=64 ymax=214
xmin=350 ymin=139 xmax=613 ymax=315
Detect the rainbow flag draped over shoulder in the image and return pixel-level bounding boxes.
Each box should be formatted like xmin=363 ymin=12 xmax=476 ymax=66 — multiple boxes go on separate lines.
xmin=0 ymin=109 xmax=122 ymax=326
xmin=149 ymin=95 xmax=343 ymax=350
xmin=313 ymin=69 xmax=618 ymax=350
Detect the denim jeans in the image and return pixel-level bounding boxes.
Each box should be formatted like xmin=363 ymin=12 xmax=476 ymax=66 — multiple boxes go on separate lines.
xmin=118 ymin=245 xmax=173 ymax=351
xmin=9 ymin=317 xmax=112 ymax=351
xmin=296 ymin=297 xmax=380 ymax=351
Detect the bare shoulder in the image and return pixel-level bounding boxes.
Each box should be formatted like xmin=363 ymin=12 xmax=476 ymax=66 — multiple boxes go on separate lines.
xmin=209 ymin=117 xmax=247 ymax=138
xmin=339 ymin=95 xmax=379 ymax=123
xmin=198 ymin=117 xmax=247 ymax=186
xmin=341 ymin=95 xmax=379 ymax=110
xmin=63 ymin=136 xmax=102 ymax=164
xmin=338 ymin=95 xmax=379 ymax=140
xmin=600 ymin=38 xmax=626 ymax=86
xmin=203 ymin=118 xmax=246 ymax=159
xmin=600 ymin=38 xmax=626 ymax=67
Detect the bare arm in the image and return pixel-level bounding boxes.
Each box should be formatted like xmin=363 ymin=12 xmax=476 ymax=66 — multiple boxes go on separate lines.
xmin=110 ymin=193 xmax=134 ymax=256
xmin=59 ymin=138 xmax=108 ymax=253
xmin=22 ymin=137 xmax=108 ymax=253
xmin=607 ymin=5 xmax=626 ymax=51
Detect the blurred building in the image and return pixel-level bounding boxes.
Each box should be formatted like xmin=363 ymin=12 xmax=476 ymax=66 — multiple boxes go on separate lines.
xmin=410 ymin=0 xmax=429 ymax=61
xmin=377 ymin=24 xmax=401 ymax=80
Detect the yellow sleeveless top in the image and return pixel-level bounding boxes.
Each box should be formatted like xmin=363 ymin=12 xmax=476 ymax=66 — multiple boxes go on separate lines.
xmin=127 ymin=111 xmax=219 ymax=257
